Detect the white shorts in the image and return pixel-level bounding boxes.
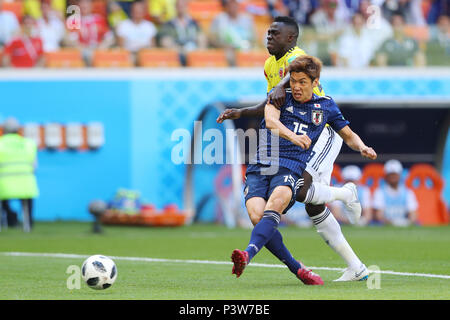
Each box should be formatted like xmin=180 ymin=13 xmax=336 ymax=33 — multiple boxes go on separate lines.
xmin=305 ymin=126 xmax=343 ymax=186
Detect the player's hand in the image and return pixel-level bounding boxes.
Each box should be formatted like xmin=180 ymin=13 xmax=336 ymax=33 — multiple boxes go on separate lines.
xmin=291 ymin=134 xmax=312 ymax=150
xmin=361 ymin=146 xmax=377 ymax=160
xmin=216 ymin=108 xmax=242 ymax=123
xmin=268 ymin=85 xmax=286 ymax=108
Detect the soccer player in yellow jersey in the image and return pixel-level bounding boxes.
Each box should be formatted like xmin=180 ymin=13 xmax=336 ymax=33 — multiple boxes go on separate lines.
xmin=217 ymin=16 xmax=370 ymax=281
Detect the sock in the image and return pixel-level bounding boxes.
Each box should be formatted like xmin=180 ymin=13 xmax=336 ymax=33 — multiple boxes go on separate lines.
xmin=265 ymin=229 xmax=302 ymax=275
xmin=312 ymin=207 xmax=362 ymax=270
xmin=304 ymin=182 xmax=352 ymax=205
xmin=245 ymin=210 xmax=281 ymax=262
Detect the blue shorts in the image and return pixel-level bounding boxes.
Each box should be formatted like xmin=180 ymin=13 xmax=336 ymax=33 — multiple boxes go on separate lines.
xmin=244 ymin=165 xmax=303 ymax=214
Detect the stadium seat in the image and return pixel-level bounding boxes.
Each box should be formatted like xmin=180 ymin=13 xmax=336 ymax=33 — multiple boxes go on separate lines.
xmin=1 ymin=1 xmax=24 ymax=20
xmin=405 ymin=164 xmax=449 ymax=225
xmin=331 ymin=164 xmax=343 ymax=186
xmin=186 ymin=49 xmax=228 ymax=67
xmin=235 ymin=50 xmax=269 ymax=67
xmin=188 ymin=0 xmax=222 ymax=21
xmin=137 ymin=49 xmax=181 ymax=67
xmin=92 ymin=49 xmax=133 ymax=68
xmin=360 ymin=163 xmax=385 ymax=194
xmin=44 ymin=49 xmax=85 ymax=68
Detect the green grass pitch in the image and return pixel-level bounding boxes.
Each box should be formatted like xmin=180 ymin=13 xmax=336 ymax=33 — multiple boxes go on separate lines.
xmin=0 ymin=222 xmax=449 ymax=300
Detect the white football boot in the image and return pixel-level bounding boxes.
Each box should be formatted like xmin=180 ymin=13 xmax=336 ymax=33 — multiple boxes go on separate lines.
xmin=342 ymin=182 xmax=362 ymax=225
xmin=334 ymin=264 xmax=369 ymax=282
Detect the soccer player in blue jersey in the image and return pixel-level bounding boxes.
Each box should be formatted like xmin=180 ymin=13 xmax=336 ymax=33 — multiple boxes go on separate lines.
xmin=219 ymin=16 xmax=376 ymax=282
xmin=231 ymin=55 xmax=377 ymax=282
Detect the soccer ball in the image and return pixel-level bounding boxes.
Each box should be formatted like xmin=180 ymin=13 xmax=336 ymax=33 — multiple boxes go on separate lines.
xmin=81 ymin=255 xmax=117 ymax=290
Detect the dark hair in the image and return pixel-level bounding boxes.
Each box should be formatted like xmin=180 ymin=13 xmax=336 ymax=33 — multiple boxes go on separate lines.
xmin=288 ymin=55 xmax=323 ymax=81
xmin=273 ymin=16 xmax=299 ymax=37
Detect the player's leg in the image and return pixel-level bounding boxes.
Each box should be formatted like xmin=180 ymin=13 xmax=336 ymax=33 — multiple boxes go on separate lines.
xmin=307 ymin=203 xmax=367 ymax=280
xmin=238 ymin=169 xmax=323 ymax=284
xmin=233 ymin=172 xmax=298 ymax=278
xmin=299 ymin=128 xmax=361 ymax=223
xmin=263 ymin=185 xmax=324 ymax=285
xmin=233 ymin=169 xmax=297 ymax=276
xmin=245 ymin=197 xmax=266 ymax=226
xmin=232 ymin=185 xmax=293 ymax=278
xmin=301 ymin=130 xmax=368 ymax=281
xmin=245 ymin=167 xmax=301 ymax=263
xmin=243 ymin=185 xmax=292 ymax=262
xmin=265 ymin=176 xmax=323 ymax=284
xmin=244 ymin=196 xmax=305 ymax=276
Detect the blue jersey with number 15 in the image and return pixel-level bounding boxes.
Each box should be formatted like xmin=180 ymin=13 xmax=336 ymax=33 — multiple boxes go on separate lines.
xmin=248 ymin=90 xmax=350 ymax=176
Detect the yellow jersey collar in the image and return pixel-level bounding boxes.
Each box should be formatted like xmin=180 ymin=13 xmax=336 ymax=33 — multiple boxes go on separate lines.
xmin=276 ymin=46 xmax=299 ymax=62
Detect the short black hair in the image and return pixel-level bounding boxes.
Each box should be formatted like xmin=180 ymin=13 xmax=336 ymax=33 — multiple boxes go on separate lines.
xmin=273 ymin=16 xmax=299 ymax=37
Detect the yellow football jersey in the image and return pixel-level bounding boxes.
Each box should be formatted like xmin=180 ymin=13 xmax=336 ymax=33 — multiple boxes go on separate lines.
xmin=263 ymin=46 xmax=325 ymax=96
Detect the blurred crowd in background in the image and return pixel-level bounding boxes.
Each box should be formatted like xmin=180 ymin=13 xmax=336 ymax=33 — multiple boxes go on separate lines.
xmin=0 ymin=0 xmax=448 ymax=67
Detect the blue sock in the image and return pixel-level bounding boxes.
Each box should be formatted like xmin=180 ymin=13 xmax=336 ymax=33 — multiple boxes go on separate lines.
xmin=265 ymin=229 xmax=302 ymax=275
xmin=245 ymin=210 xmax=281 ymax=262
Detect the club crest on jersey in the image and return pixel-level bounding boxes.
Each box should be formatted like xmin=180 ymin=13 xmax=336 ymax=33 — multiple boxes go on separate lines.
xmin=279 ymin=68 xmax=284 ymax=78
xmin=312 ymin=110 xmax=323 ymax=125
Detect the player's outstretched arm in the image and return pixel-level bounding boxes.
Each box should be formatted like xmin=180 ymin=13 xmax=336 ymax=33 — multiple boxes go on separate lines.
xmin=265 ymin=103 xmax=311 ymax=150
xmin=268 ymin=74 xmax=290 ymax=108
xmin=216 ymin=99 xmax=267 ymax=123
xmin=337 ymin=126 xmax=377 ymax=160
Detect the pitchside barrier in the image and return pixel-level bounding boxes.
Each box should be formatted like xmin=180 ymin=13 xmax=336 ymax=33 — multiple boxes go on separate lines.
xmin=0 ymin=68 xmax=448 ymax=223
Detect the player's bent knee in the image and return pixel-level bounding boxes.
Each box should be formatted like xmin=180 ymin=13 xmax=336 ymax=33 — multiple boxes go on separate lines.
xmin=245 ymin=197 xmax=266 ymax=225
xmin=248 ymin=212 xmax=263 ymax=225
xmin=266 ymin=187 xmax=292 ymax=213
xmin=305 ymin=203 xmax=326 ymax=217
xmin=297 ymin=171 xmax=313 ymax=203
xmin=296 ymin=185 xmax=308 ymax=203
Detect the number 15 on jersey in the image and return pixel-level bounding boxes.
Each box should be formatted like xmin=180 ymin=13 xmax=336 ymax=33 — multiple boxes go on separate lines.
xmin=293 ymin=122 xmax=308 ymax=135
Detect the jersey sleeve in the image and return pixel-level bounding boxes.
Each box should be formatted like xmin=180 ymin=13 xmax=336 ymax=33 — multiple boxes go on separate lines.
xmin=263 ymin=58 xmax=272 ymax=93
xmin=326 ymin=98 xmax=350 ymax=132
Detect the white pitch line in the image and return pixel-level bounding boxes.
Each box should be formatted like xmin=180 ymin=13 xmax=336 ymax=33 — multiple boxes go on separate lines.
xmin=2 ymin=252 xmax=450 ymax=280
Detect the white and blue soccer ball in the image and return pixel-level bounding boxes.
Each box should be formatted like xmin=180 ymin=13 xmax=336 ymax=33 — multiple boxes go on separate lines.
xmin=81 ymin=255 xmax=118 ymax=290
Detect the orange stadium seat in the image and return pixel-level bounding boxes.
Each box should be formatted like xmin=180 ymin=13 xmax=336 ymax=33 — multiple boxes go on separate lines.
xmin=1 ymin=1 xmax=24 ymax=20
xmin=405 ymin=164 xmax=449 ymax=225
xmin=186 ymin=49 xmax=228 ymax=67
xmin=137 ymin=49 xmax=181 ymax=67
xmin=92 ymin=49 xmax=133 ymax=68
xmin=45 ymin=49 xmax=85 ymax=68
xmin=188 ymin=0 xmax=222 ymax=21
xmin=235 ymin=50 xmax=269 ymax=67
xmin=360 ymin=163 xmax=385 ymax=194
